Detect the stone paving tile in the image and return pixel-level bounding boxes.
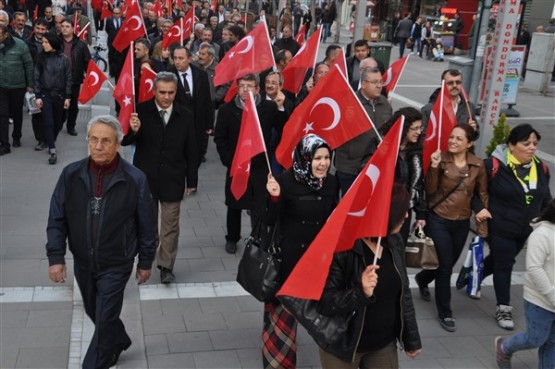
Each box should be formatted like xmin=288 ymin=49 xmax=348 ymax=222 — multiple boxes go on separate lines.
xmin=439 ymin=335 xmax=493 ymax=359
xmin=208 ymin=328 xmax=260 ymax=350
xmin=163 ymin=298 xmax=202 ymax=316
xmin=199 ymin=296 xmax=241 ymax=314
xmin=117 ymin=359 xmax=148 ymax=369
xmin=235 ymin=295 xmax=262 ymax=313
xmin=1 ymin=327 xmax=69 ymax=348
xmin=142 ymin=313 xmax=186 ymax=335
xmin=188 ymin=258 xmax=226 ymax=273
xmin=437 ymin=356 xmax=491 ymax=368
xmin=1 ymin=309 xmax=29 ymax=328
xmin=167 ymin=331 xmax=213 ymax=353
xmin=0 ymin=260 xmax=49 ymax=287
xmin=1 ymin=236 xmax=48 ymax=259
xmin=26 ymin=309 xmax=72 ymax=327
xmin=193 ymin=350 xmax=242 ymax=369
xmin=147 ymin=352 xmax=196 ymax=368
xmin=221 ymin=311 xmax=262 ymax=330
xmin=15 ymin=346 xmax=68 ymax=368
xmin=236 ymin=348 xmax=263 ymax=369
xmin=145 ymin=334 xmax=170 ymax=356
xmin=184 ymin=312 xmax=227 ymax=331
xmin=297 ymin=343 xmax=322 ymax=367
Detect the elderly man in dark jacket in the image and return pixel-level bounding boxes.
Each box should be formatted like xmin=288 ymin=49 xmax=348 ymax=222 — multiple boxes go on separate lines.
xmin=46 ymin=115 xmax=158 ymax=369
xmin=214 ymin=74 xmax=287 ymax=254
xmin=0 ymin=23 xmax=34 ymax=154
xmin=123 ymin=72 xmax=199 ymax=284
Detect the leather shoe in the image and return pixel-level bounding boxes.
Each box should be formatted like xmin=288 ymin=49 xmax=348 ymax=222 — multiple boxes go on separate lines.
xmin=67 ymin=128 xmax=78 ymax=136
xmin=0 ymin=146 xmax=10 ymax=156
xmin=34 ymin=142 xmax=47 ymax=151
xmin=109 ymin=339 xmax=132 ymax=367
xmin=160 ymin=267 xmax=175 ymax=284
xmin=225 ymin=240 xmax=237 ymax=254
xmin=12 ymin=138 xmax=21 ymax=147
xmin=415 ymin=273 xmax=431 ymax=302
xmin=48 ymin=153 xmax=57 ymax=165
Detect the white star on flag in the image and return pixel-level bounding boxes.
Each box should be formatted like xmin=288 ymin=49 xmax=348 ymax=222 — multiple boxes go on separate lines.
xmin=123 ymin=96 xmax=132 ymax=106
xmin=303 ymin=122 xmax=314 ymax=134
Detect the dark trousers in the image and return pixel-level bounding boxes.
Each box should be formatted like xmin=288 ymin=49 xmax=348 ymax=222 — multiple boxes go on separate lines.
xmin=41 ymin=94 xmax=65 ymax=150
xmin=225 ymin=206 xmax=261 ymax=243
xmin=31 ymin=113 xmax=45 ymax=143
xmin=94 ymin=10 xmax=104 ymax=31
xmin=483 ymin=232 xmax=529 ymax=306
xmin=74 ymin=263 xmax=133 ymax=369
xmin=398 ymin=37 xmax=408 ymax=57
xmin=0 ymin=87 xmax=26 ymax=147
xmin=416 ymin=212 xmax=469 ymax=319
xmin=63 ymin=84 xmax=81 ymax=131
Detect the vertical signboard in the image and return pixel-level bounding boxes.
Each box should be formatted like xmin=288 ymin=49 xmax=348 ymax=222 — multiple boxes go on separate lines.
xmin=478 ymin=0 xmax=521 ymax=155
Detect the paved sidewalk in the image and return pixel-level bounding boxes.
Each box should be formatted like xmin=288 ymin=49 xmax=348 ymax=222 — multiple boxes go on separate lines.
xmin=1 ymin=28 xmax=553 ymax=369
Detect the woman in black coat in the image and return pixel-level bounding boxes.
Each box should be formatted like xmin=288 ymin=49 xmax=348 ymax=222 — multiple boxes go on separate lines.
xmin=34 ymin=32 xmax=72 ymax=165
xmin=317 ymin=183 xmax=422 ymax=368
xmin=263 ymin=134 xmax=339 ymax=369
xmin=482 ymin=124 xmax=552 ymax=330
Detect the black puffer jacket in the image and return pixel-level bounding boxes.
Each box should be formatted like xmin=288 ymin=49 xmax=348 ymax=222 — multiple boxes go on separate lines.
xmin=316 ymin=235 xmax=421 ymax=363
xmin=34 ymin=51 xmax=73 ymax=99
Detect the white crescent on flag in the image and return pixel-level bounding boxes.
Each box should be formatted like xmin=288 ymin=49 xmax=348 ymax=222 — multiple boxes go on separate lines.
xmin=382 ymin=68 xmax=393 ymax=86
xmin=229 ymin=35 xmax=253 ymax=58
xmin=145 ymin=78 xmax=154 ymax=93
xmin=426 ymin=112 xmax=438 ymax=141
xmin=89 ymin=71 xmax=100 ymax=86
xmin=127 ymin=15 xmax=142 ymax=31
xmin=169 ymin=24 xmax=181 ymax=37
xmin=309 ymin=97 xmax=341 ymax=131
xmin=347 ymin=164 xmax=380 ymax=217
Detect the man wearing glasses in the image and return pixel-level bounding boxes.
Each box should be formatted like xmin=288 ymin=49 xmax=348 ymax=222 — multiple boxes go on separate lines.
xmin=214 ymin=74 xmax=287 ymax=254
xmin=335 ymin=66 xmax=393 ymax=194
xmin=46 ymin=115 xmax=158 ymax=368
xmin=421 ymin=69 xmax=477 ymax=133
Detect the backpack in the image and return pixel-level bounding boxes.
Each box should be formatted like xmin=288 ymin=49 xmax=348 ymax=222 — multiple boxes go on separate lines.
xmin=490 ymin=156 xmax=549 ymax=180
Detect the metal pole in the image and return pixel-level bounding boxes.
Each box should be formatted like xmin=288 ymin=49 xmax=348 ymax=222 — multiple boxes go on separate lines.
xmin=352 ymin=0 xmax=367 ymax=44
xmin=468 ymin=0 xmax=492 ymax=108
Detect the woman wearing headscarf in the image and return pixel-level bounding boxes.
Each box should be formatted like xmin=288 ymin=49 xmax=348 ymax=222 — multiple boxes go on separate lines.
xmin=482 ymin=124 xmax=552 ymax=330
xmin=263 ymin=134 xmax=339 ymax=369
xmin=34 ymin=32 xmax=72 ymax=165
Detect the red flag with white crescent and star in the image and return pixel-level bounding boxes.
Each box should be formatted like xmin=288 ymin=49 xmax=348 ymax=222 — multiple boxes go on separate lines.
xmin=113 ymin=45 xmax=135 ymax=134
xmin=112 ymin=0 xmax=145 ymax=52
xmin=422 ymin=80 xmax=457 ymax=174
xmin=294 ymin=23 xmax=306 ymax=45
xmin=78 ymin=60 xmax=108 ymax=104
xmin=138 ymin=67 xmax=157 ymax=103
xmin=276 ymin=65 xmax=375 ymax=169
xmin=100 ymin=0 xmax=113 ymax=20
xmin=214 ymin=22 xmax=274 ymax=86
xmin=277 ymin=116 xmax=404 ymax=300
xmin=281 ymin=26 xmax=322 ymax=94
xmin=229 ymin=91 xmax=268 ymax=200
xmin=162 ymin=17 xmax=183 ymax=48
xmin=382 ymin=54 xmax=409 ymax=98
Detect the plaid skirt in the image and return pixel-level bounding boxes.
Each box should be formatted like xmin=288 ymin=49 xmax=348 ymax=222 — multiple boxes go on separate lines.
xmin=262 ymin=300 xmax=298 ymax=369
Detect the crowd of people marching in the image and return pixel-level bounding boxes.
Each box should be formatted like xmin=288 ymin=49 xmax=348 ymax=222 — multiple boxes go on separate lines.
xmin=0 ymin=0 xmax=553 ymax=368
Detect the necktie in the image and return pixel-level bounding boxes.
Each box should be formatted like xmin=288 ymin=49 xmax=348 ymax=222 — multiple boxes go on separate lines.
xmin=182 ymin=72 xmax=191 ymax=96
xmin=159 ymin=110 xmax=167 ymax=125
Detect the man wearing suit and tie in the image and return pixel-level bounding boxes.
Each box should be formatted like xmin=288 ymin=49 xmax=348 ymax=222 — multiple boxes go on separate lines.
xmin=123 ymin=72 xmax=199 ymax=284
xmin=170 ymin=46 xmax=215 ymax=164
xmin=105 ymin=7 xmax=125 ymax=83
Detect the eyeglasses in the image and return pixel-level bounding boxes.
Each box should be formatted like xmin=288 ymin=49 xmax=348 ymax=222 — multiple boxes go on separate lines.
xmin=237 ymin=84 xmax=256 ymax=90
xmin=87 ymin=137 xmax=116 ymax=147
xmin=363 ymin=80 xmax=384 ymax=86
xmin=446 ymin=80 xmax=463 ymax=86
xmin=409 ymin=126 xmax=423 ymax=132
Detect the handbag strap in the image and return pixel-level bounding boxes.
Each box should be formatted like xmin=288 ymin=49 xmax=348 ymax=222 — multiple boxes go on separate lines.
xmin=428 ymin=176 xmax=465 ymax=210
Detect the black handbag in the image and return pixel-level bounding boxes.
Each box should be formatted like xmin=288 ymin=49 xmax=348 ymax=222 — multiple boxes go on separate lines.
xmin=236 ymin=220 xmax=281 ymax=303
xmin=405 ymin=226 xmax=439 ymax=270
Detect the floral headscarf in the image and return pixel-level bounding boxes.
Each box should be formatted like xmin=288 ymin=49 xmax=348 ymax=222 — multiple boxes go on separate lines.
xmin=292 ymin=134 xmax=331 ymax=190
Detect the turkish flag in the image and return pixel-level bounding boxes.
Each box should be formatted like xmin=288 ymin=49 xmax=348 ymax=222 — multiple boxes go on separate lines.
xmin=77 ymin=22 xmax=90 ymax=41
xmin=78 ymin=60 xmax=108 ymax=104
xmin=113 ymin=46 xmax=135 ymax=134
xmin=223 ymin=80 xmax=237 ymax=103
xmin=138 ymin=67 xmax=157 ymax=103
xmin=229 ymin=91 xmax=267 ymax=200
xmin=281 ymin=26 xmax=322 ymax=94
xmin=113 ymin=0 xmax=145 ymax=52
xmin=166 ymin=0 xmax=172 ymax=18
xmin=151 ymin=0 xmax=164 ymax=17
xmin=383 ymin=54 xmax=409 ymax=97
xmin=73 ymin=16 xmax=80 ymax=36
xmin=100 ymin=0 xmax=113 ymax=20
xmin=277 ymin=116 xmax=404 ymax=300
xmin=423 ymin=80 xmax=457 ymax=174
xmin=334 ymin=47 xmax=347 ymax=76
xmin=276 ymin=65 xmax=374 ymax=169
xmin=214 ymin=22 xmax=274 ymax=86
xmin=294 ymin=24 xmax=306 ymax=45
xmin=211 ymin=0 xmax=218 ymax=12
xmin=162 ymin=17 xmax=183 ymax=48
